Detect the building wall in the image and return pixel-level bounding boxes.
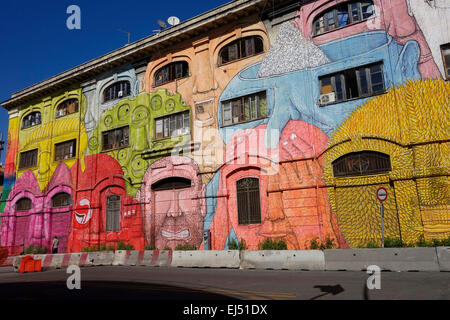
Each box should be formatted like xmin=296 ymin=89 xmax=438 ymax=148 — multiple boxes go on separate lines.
xmin=1 ymin=0 xmax=449 ymax=254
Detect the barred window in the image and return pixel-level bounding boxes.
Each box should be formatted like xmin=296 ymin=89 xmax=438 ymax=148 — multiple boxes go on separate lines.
xmin=19 ymin=149 xmax=38 ymax=170
xmin=222 ymin=91 xmax=267 ymax=126
xmin=313 ymin=1 xmax=375 ymax=36
xmin=155 ymin=111 xmax=190 ymax=140
xmin=332 ymin=151 xmax=391 ymax=178
xmin=151 ymin=177 xmax=192 ymax=191
xmin=55 ymin=140 xmax=77 ymax=161
xmin=441 ymin=43 xmax=450 ymax=80
xmin=219 ymin=36 xmax=264 ymax=65
xmin=16 ymin=198 xmax=32 ymax=212
xmin=106 ymin=195 xmax=121 ymax=232
xmin=102 ymin=126 xmax=129 ymax=151
xmin=154 ymin=61 xmax=189 ymax=86
xmin=51 ymin=193 xmax=72 ymax=208
xmin=22 ymin=112 xmax=41 ymax=130
xmin=236 ymin=178 xmax=262 ymax=225
xmin=56 ymin=98 xmax=79 ymax=118
xmin=103 ymin=81 xmax=131 ymax=103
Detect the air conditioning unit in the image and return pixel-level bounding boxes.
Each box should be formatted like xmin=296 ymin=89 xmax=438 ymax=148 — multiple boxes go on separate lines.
xmin=118 ymin=91 xmax=123 ymax=98
xmin=319 ymin=92 xmax=336 ymax=105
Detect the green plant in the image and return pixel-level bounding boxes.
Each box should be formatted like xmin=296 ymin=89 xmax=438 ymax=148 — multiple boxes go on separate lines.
xmin=145 ymin=245 xmax=156 ymax=251
xmin=116 ymin=241 xmax=134 ymax=250
xmin=365 ymin=241 xmax=380 ymax=248
xmin=175 ymin=244 xmax=197 ymax=251
xmin=416 ymin=235 xmax=433 ymax=247
xmin=106 ymin=245 xmax=115 ymax=251
xmin=309 ymin=238 xmax=320 ymax=250
xmin=258 ymin=238 xmax=288 ymax=250
xmin=24 ymin=245 xmax=48 ymax=254
xmin=228 ymin=238 xmax=247 ymax=251
xmin=163 ymin=246 xmax=171 ymax=251
xmin=384 ymin=237 xmax=406 ymax=248
xmin=324 ymin=237 xmax=335 ymax=249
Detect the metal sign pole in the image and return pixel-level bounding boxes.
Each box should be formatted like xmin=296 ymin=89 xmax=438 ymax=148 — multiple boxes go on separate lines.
xmin=381 ymin=203 xmax=385 ymax=248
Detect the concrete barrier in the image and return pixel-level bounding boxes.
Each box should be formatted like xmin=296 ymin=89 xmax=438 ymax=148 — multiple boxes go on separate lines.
xmin=239 ymin=250 xmax=325 ymax=271
xmin=171 ymin=250 xmax=240 ymax=268
xmin=113 ymin=250 xmax=172 ymax=267
xmin=324 ymin=248 xmax=440 ymax=272
xmin=85 ymin=252 xmax=114 ymax=266
xmin=436 ymin=247 xmax=450 ymax=272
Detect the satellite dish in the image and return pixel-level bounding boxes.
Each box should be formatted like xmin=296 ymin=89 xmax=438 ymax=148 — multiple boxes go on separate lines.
xmin=157 ymin=19 xmax=167 ymax=29
xmin=167 ymin=16 xmax=180 ymax=26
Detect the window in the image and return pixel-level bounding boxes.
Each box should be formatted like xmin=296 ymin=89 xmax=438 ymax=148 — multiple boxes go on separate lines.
xmin=155 ymin=111 xmax=190 ymax=140
xmin=55 ymin=140 xmax=77 ymax=161
xmin=319 ymin=62 xmax=384 ymax=104
xmin=332 ymin=151 xmax=391 ymax=178
xmin=51 ymin=193 xmax=71 ymax=208
xmin=22 ymin=112 xmax=41 ymax=129
xmin=222 ymin=91 xmax=267 ymax=126
xmin=236 ymin=178 xmax=261 ymax=225
xmin=441 ymin=43 xmax=450 ymax=80
xmin=56 ymin=99 xmax=79 ymax=118
xmin=102 ymin=126 xmax=129 ymax=151
xmin=16 ymin=198 xmax=32 ymax=212
xmin=219 ymin=36 xmax=264 ymax=65
xmin=106 ymin=195 xmax=121 ymax=232
xmin=154 ymin=61 xmax=189 ymax=86
xmin=19 ymin=149 xmax=38 ymax=170
xmin=151 ymin=177 xmax=192 ymax=191
xmin=103 ymin=81 xmax=131 ymax=103
xmin=313 ymin=1 xmax=375 ymax=35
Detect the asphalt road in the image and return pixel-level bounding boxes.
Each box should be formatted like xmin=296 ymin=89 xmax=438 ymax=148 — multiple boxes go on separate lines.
xmin=0 ymin=266 xmax=449 ymax=300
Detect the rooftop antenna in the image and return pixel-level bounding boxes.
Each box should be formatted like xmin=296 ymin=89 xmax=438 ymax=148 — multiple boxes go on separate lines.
xmin=117 ymin=29 xmax=131 ymax=45
xmin=167 ymin=16 xmax=180 ymax=27
xmin=157 ymin=19 xmax=167 ymax=30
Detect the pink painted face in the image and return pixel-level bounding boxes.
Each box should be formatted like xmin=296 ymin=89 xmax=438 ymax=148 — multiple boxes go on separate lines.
xmin=138 ymin=156 xmax=206 ymax=250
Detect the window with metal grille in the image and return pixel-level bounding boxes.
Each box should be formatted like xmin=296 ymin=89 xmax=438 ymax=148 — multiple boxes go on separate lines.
xmin=332 ymin=151 xmax=391 ymax=178
xmin=219 ymin=36 xmax=264 ymax=65
xmin=155 ymin=111 xmax=190 ymax=140
xmin=16 ymin=198 xmax=32 ymax=212
xmin=313 ymin=1 xmax=375 ymax=36
xmin=319 ymin=62 xmax=384 ymax=105
xmin=19 ymin=149 xmax=38 ymax=170
xmin=56 ymin=98 xmax=79 ymax=118
xmin=103 ymin=81 xmax=131 ymax=103
xmin=54 ymin=140 xmax=77 ymax=161
xmin=106 ymin=195 xmax=121 ymax=232
xmin=51 ymin=193 xmax=72 ymax=208
xmin=151 ymin=177 xmax=192 ymax=191
xmin=22 ymin=112 xmax=41 ymax=129
xmin=236 ymin=178 xmax=262 ymax=225
xmin=154 ymin=61 xmax=189 ymax=87
xmin=222 ymin=91 xmax=267 ymax=126
xmin=102 ymin=126 xmax=129 ymax=151
xmin=441 ymin=43 xmax=450 ymax=80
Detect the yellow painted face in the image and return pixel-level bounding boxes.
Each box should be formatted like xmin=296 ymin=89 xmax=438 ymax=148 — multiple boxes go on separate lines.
xmin=17 ymin=118 xmax=87 ymax=190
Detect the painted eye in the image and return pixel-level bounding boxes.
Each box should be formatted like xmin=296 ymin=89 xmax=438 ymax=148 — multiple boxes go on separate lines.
xmin=104 ymin=115 xmax=113 ymax=127
xmin=131 ymin=156 xmax=148 ymax=177
xmin=165 ymin=99 xmax=176 ymax=112
xmin=117 ymin=149 xmax=129 ymax=164
xmin=132 ymin=105 xmax=149 ymax=124
xmin=118 ymin=104 xmax=130 ymax=120
xmin=151 ymin=95 xmax=162 ymax=111
xmin=88 ymin=136 xmax=98 ymax=150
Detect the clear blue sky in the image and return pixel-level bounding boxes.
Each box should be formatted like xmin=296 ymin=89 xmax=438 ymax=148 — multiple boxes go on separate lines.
xmin=0 ymin=0 xmax=230 ymax=163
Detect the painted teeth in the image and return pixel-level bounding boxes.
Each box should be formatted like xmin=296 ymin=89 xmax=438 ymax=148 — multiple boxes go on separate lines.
xmin=162 ymin=229 xmax=190 ymax=239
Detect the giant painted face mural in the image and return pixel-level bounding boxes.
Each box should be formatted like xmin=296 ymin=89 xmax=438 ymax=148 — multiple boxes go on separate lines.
xmin=0 ymin=163 xmax=73 ymax=255
xmin=218 ymin=25 xmax=422 ymax=149
xmin=88 ymin=90 xmax=192 ymax=196
xmin=137 ymin=156 xmax=205 ymax=250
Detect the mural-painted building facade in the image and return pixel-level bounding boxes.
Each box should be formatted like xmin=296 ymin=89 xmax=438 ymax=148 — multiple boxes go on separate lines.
xmin=1 ymin=0 xmax=449 ymax=255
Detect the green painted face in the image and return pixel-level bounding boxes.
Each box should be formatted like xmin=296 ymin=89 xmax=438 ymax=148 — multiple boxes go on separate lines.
xmin=88 ymin=89 xmax=192 ymax=196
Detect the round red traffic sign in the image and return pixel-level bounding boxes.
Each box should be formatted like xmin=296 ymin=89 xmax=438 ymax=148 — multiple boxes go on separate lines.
xmin=376 ymin=187 xmax=388 ymax=202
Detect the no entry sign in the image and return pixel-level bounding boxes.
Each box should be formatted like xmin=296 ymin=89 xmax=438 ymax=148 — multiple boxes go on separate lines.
xmin=376 ymin=187 xmax=388 ymax=202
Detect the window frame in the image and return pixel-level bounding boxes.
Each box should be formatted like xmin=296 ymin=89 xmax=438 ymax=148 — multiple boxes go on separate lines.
xmin=16 ymin=198 xmax=32 ymax=212
xmin=236 ymin=177 xmax=262 ymax=225
xmin=101 ymin=126 xmax=130 ymax=152
xmin=319 ymin=61 xmax=385 ymax=106
xmin=313 ymin=1 xmax=375 ymax=36
xmin=332 ymin=151 xmax=392 ymax=178
xmin=154 ymin=111 xmax=191 ymax=141
xmin=19 ymin=149 xmax=38 ymax=170
xmin=51 ymin=193 xmax=72 ymax=208
xmin=54 ymin=139 xmax=77 ymax=162
xmin=441 ymin=43 xmax=450 ymax=80
xmin=221 ymin=91 xmax=268 ymax=127
xmin=21 ymin=112 xmax=42 ymax=130
xmin=151 ymin=177 xmax=192 ymax=191
xmin=154 ymin=61 xmax=190 ymax=87
xmin=106 ymin=194 xmax=121 ymax=232
xmin=55 ymin=98 xmax=79 ymax=119
xmin=218 ymin=36 xmax=264 ymax=66
xmin=102 ymin=81 xmax=131 ymax=104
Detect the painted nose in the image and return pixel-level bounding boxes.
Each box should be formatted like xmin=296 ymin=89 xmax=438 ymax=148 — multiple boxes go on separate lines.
xmin=167 ymin=191 xmax=183 ymax=218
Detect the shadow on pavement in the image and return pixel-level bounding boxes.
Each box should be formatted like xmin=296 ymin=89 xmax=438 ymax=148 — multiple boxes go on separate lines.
xmin=0 ymin=281 xmax=238 ymax=300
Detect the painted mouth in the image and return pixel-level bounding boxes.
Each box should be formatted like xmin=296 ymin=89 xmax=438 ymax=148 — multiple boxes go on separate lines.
xmin=162 ymin=229 xmax=190 ymax=239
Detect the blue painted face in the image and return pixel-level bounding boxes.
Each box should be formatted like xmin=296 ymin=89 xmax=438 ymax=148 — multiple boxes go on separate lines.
xmin=218 ymin=31 xmax=421 ymax=149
